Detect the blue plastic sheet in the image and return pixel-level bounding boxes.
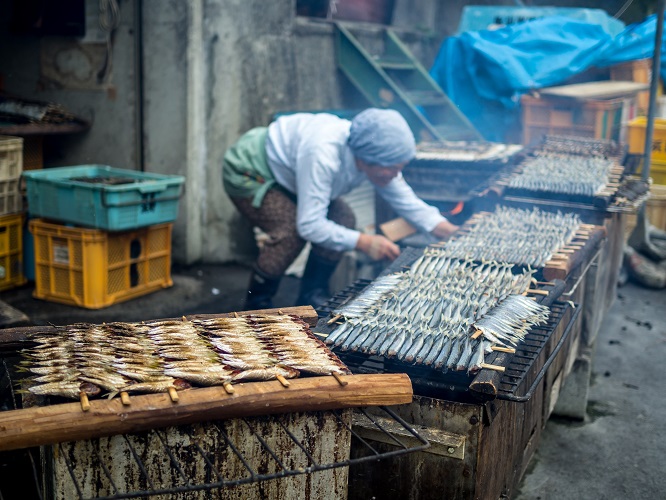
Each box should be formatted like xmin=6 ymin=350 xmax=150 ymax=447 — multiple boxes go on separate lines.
xmin=430 ymin=13 xmax=666 ymax=142
xmin=597 ymin=14 xmax=666 ymax=83
xmin=456 ymin=6 xmax=625 ymax=36
xmin=430 ymin=16 xmax=617 ymax=141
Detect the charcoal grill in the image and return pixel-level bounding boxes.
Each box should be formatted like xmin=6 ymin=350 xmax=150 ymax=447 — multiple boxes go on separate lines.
xmin=316 ymin=277 xmax=578 ymax=404
xmin=0 ymin=307 xmax=430 ymax=500
xmin=376 ymin=141 xmax=524 ymax=231
xmin=402 ymin=141 xmax=522 ymax=204
xmin=484 ymin=135 xmax=647 ymax=217
xmin=478 ymin=135 xmax=633 ymax=372
xmin=314 ymin=265 xmax=582 ymax=500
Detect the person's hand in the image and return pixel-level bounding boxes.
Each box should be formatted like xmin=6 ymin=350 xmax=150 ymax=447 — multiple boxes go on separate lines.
xmin=431 ymin=220 xmax=459 ymax=240
xmin=356 ymin=233 xmax=401 ymax=261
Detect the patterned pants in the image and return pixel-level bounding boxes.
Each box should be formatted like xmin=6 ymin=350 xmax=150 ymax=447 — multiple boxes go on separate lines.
xmin=231 ymin=188 xmax=356 ymax=278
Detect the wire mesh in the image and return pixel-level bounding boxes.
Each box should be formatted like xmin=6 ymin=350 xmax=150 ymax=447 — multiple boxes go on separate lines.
xmin=0 ymin=355 xmax=429 ymax=500
xmin=316 ymin=279 xmax=574 ymax=403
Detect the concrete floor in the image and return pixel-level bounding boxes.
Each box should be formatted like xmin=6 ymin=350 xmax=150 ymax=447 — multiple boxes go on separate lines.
xmin=515 ymin=281 xmax=666 ymax=500
xmin=1 ymin=264 xmax=664 ymax=499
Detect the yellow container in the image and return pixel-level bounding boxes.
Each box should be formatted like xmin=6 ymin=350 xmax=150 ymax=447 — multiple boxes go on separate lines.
xmin=625 ymin=183 xmax=666 ymax=239
xmin=627 ymin=117 xmax=666 ymax=162
xmin=0 ymin=213 xmax=27 ymax=291
xmin=631 ymin=157 xmax=666 ymax=185
xmin=30 ymin=219 xmax=173 ymax=309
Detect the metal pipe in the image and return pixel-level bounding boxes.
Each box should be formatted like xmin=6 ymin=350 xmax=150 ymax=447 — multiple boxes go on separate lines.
xmin=642 ymin=0 xmax=666 ymax=182
xmin=134 ymin=0 xmax=145 ymax=171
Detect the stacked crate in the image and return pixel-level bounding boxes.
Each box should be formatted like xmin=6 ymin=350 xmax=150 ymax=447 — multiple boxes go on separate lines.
xmin=0 ymin=136 xmax=27 ymax=291
xmin=23 ymin=165 xmax=185 ymax=309
xmin=625 ymin=117 xmax=666 ymax=233
xmin=521 ymin=94 xmax=629 ymax=147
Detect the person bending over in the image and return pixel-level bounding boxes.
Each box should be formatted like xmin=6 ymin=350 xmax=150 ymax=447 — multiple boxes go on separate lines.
xmin=223 ymin=108 xmax=458 ymax=310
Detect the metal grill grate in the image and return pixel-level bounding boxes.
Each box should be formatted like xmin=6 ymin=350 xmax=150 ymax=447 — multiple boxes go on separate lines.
xmin=316 ymin=280 xmax=577 ymax=402
xmin=0 ymin=356 xmax=430 ymax=500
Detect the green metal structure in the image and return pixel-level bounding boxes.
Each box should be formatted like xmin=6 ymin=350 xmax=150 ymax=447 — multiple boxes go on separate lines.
xmin=335 ymin=23 xmax=483 ymax=142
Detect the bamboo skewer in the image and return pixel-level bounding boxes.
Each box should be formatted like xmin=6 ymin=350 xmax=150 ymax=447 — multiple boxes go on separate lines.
xmin=276 ymin=375 xmax=290 ymax=388
xmin=480 ymin=363 xmax=505 ymax=373
xmin=80 ymin=392 xmax=90 ymax=412
xmin=332 ymin=372 xmax=348 ymax=387
xmin=471 ymin=329 xmax=484 ymax=340
xmin=222 ymin=383 xmax=235 ymax=395
xmin=120 ymin=392 xmax=131 ymax=406
xmin=526 ymin=289 xmax=549 ymax=296
xmin=327 ymin=314 xmax=342 ymax=325
xmin=168 ymin=387 xmax=180 ymax=402
xmin=491 ymin=346 xmax=516 ymax=354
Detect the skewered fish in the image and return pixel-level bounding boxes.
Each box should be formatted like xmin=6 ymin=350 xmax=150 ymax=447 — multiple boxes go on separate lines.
xmin=539 ymin=135 xmax=619 ymax=158
xmin=439 ymin=206 xmax=581 ymax=267
xmin=21 ymin=314 xmax=349 ymax=402
xmin=507 ymin=152 xmax=615 ymax=196
xmin=326 ymin=256 xmax=549 ymax=373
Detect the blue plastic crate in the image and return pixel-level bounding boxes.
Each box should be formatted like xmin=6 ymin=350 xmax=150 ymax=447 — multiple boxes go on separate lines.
xmin=23 ymin=165 xmax=185 ymax=231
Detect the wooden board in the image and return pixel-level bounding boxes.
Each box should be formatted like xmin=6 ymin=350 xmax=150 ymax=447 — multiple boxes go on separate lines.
xmin=537 ymin=81 xmax=649 ymax=100
xmin=379 ymin=217 xmax=418 ymax=242
xmin=542 ymin=226 xmax=606 ymax=281
xmin=0 ymin=373 xmax=412 ymax=452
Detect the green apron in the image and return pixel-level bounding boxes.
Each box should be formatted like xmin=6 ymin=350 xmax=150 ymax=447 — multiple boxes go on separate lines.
xmin=222 ymin=127 xmax=276 ymax=208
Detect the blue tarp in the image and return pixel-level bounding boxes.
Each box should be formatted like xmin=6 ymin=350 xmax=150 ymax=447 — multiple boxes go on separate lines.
xmin=597 ymin=14 xmax=666 ymax=76
xmin=430 ymin=13 xmax=666 ymax=142
xmin=456 ymin=6 xmax=625 ymax=36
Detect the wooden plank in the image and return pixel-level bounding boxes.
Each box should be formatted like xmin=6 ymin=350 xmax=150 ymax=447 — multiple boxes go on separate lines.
xmin=537 ymin=81 xmax=649 ymax=100
xmin=0 ymin=373 xmax=412 ymax=452
xmin=379 ymin=217 xmax=418 ymax=242
xmin=542 ymin=227 xmax=606 ymax=282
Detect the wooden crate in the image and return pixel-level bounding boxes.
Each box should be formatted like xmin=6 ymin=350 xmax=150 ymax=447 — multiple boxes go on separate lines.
xmin=610 ymin=58 xmax=653 ymax=115
xmin=521 ymin=94 xmax=630 ymax=147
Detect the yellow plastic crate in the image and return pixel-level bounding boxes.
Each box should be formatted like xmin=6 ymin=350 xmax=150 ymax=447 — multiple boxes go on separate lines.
xmin=30 ymin=219 xmax=173 ymax=309
xmin=0 ymin=136 xmax=23 ymax=181
xmin=627 ymin=117 xmax=666 ymax=162
xmin=625 ymin=183 xmax=666 ymax=239
xmin=0 ymin=213 xmax=27 ymax=291
xmin=521 ymin=95 xmax=629 ymax=146
xmin=630 ymin=157 xmax=666 ymax=185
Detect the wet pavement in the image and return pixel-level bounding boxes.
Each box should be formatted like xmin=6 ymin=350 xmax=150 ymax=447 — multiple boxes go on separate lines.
xmin=515 ymin=282 xmax=666 ymax=500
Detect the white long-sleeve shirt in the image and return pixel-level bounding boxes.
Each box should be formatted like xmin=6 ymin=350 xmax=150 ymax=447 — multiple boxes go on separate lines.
xmin=265 ymin=113 xmax=446 ymax=252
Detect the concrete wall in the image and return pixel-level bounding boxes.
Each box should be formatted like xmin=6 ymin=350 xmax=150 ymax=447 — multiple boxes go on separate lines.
xmin=0 ymin=0 xmax=140 ymax=169
xmin=0 ymin=0 xmax=624 ymax=265
xmin=156 ymin=0 xmax=463 ymax=265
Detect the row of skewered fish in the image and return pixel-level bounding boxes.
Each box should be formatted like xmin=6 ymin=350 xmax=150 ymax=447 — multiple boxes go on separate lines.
xmin=325 ymin=257 xmax=549 ymax=374
xmin=415 ymin=141 xmax=523 ymax=162
xmin=438 ymin=206 xmax=582 ymax=267
xmin=538 ymin=135 xmax=619 ymax=159
xmin=507 ymin=152 xmax=615 ymax=197
xmin=21 ymin=315 xmax=349 ymax=401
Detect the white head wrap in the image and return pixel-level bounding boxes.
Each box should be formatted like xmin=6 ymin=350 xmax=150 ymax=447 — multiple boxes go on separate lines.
xmin=348 ymin=108 xmax=416 ymax=166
